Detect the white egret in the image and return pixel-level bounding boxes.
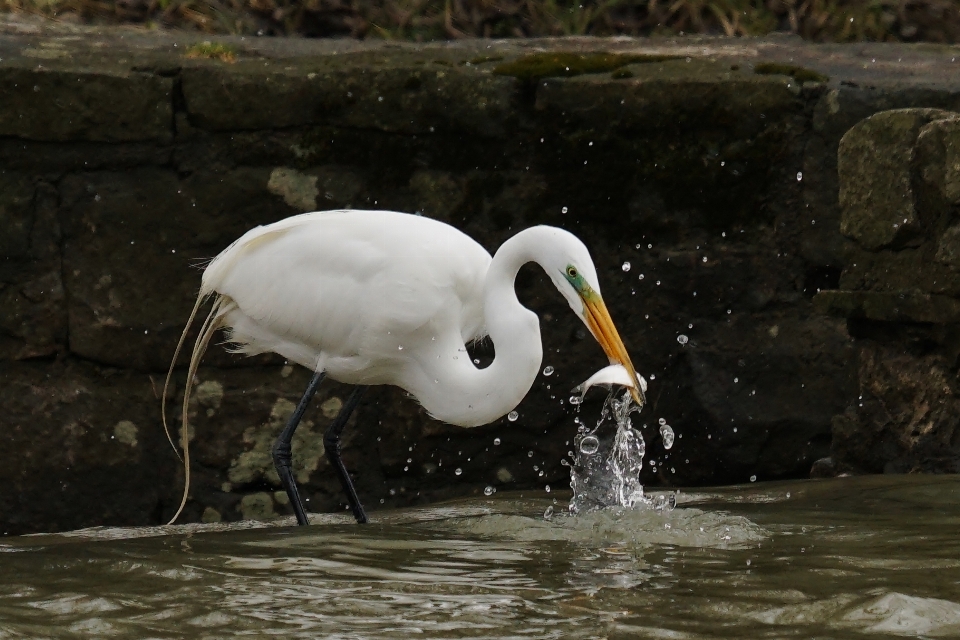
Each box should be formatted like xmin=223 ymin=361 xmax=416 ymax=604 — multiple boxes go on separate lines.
xmin=163 ymin=209 xmax=643 ymax=525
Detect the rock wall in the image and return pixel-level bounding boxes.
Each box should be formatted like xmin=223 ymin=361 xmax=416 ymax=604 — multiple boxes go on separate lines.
xmin=815 ymin=108 xmax=960 ymax=475
xmin=1 ymin=27 xmax=959 ymax=534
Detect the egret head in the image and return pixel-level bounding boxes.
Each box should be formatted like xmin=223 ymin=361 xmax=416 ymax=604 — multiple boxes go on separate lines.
xmin=541 ymin=229 xmax=646 ymax=408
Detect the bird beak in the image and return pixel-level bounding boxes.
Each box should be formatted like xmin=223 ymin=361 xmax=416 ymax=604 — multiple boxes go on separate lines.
xmin=581 ymin=295 xmax=646 ymax=408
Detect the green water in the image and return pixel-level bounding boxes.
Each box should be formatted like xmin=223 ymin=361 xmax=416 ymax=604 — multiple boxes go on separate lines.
xmin=2 ymin=475 xmax=959 ymax=639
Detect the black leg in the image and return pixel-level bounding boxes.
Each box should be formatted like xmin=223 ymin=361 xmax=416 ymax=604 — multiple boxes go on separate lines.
xmin=324 ymin=386 xmax=368 ymax=524
xmin=273 ymin=371 xmax=325 ymax=526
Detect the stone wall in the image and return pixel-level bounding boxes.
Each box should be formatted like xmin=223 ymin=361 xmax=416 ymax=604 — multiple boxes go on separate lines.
xmin=815 ymin=108 xmax=960 ymax=475
xmin=2 ymin=26 xmax=959 ymax=534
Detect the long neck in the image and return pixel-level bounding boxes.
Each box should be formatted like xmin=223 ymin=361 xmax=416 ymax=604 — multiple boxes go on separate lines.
xmin=412 ymin=231 xmax=544 ymax=427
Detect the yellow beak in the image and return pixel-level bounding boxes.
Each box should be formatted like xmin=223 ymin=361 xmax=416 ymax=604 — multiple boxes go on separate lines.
xmin=582 ymin=295 xmax=646 ymax=408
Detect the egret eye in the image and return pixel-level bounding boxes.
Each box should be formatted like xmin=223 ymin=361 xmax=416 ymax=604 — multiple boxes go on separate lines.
xmin=567 ymin=266 xmax=578 ymax=278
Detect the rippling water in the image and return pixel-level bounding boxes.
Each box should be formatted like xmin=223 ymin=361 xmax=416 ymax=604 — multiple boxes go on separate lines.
xmin=3 ymin=475 xmax=960 ymax=638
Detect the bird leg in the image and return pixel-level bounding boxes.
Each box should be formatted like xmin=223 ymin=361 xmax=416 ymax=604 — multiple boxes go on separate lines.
xmin=273 ymin=371 xmax=325 ymax=526
xmin=324 ymin=386 xmax=368 ymax=524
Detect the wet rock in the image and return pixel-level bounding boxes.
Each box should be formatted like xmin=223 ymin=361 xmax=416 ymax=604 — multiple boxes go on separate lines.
xmin=832 ymin=344 xmax=960 ymax=474
xmin=838 ymin=108 xmax=956 ymax=251
xmin=181 ymin=59 xmax=518 ymax=136
xmin=0 ymin=176 xmax=65 ymax=360
xmin=0 ymin=63 xmax=172 ymax=142
xmin=809 ymin=457 xmax=838 ymax=478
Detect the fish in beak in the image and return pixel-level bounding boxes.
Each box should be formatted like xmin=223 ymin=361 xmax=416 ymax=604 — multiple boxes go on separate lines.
xmin=581 ymin=294 xmax=646 ymax=408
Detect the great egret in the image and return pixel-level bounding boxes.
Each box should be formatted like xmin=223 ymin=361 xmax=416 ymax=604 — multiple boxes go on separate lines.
xmin=163 ymin=210 xmax=643 ymax=525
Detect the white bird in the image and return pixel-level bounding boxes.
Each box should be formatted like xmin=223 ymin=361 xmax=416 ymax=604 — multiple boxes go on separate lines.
xmin=163 ymin=209 xmax=643 ymax=525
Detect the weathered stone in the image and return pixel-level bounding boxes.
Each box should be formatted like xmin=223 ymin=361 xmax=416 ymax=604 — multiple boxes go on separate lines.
xmin=0 ymin=64 xmax=172 ymax=142
xmin=837 ymin=246 xmax=960 ymax=297
xmin=676 ymin=315 xmax=856 ymax=483
xmin=831 ymin=344 xmax=960 ymax=474
xmin=814 ymin=290 xmax=960 ymax=324
xmin=838 ymin=108 xmax=958 ymax=251
xmin=59 ymin=168 xmax=295 ymax=370
xmin=534 ymin=60 xmax=805 ymax=224
xmin=0 ymin=360 xmax=176 ymax=535
xmin=936 ymin=225 xmax=960 ymax=266
xmin=0 ymin=175 xmax=66 ymax=360
xmin=917 ymin=116 xmax=960 ymax=206
xmin=181 ymin=59 xmax=518 ymax=137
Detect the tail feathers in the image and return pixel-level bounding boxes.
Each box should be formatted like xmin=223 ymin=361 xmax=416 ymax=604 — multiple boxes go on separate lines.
xmin=161 ymin=295 xmax=206 ymax=462
xmin=166 ymin=294 xmax=236 ymax=526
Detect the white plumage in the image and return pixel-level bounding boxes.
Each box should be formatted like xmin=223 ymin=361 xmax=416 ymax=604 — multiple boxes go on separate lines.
xmin=164 ymin=209 xmax=642 ymax=523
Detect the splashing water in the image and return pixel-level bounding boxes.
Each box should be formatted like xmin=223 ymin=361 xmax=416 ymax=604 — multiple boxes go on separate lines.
xmin=568 ymin=389 xmax=662 ymax=514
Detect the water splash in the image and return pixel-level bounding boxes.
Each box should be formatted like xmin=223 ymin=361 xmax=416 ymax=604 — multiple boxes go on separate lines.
xmin=568 ymin=389 xmax=657 ymax=514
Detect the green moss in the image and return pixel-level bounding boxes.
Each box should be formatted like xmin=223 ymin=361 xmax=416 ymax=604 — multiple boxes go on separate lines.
xmin=492 ymin=52 xmax=679 ymax=82
xmin=185 ymin=41 xmax=237 ymax=62
xmin=753 ymin=62 xmax=828 ymax=83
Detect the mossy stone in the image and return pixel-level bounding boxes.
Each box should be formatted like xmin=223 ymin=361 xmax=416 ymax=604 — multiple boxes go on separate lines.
xmin=838 ymin=108 xmax=958 ymax=251
xmin=754 ymin=62 xmax=828 ymax=84
xmin=492 ymin=52 xmax=679 ymax=82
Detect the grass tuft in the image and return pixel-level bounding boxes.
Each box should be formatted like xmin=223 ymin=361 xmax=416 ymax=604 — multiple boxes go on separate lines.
xmin=185 ymin=40 xmax=237 ymax=62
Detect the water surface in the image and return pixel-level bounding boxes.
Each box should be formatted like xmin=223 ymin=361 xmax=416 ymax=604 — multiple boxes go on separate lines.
xmin=2 ymin=475 xmax=959 ymax=639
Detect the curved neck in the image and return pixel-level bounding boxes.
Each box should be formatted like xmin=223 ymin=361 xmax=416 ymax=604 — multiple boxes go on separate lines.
xmin=412 ymin=230 xmax=546 ymax=427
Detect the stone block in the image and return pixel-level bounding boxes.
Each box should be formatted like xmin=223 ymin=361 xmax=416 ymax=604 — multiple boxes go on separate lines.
xmin=0 ymin=360 xmax=174 ymax=534
xmin=0 ymin=65 xmax=172 ymax=143
xmin=0 ymin=175 xmax=66 ymax=359
xmin=59 ymin=168 xmax=294 ymax=370
xmin=917 ymin=116 xmax=960 ymax=207
xmin=813 ymin=290 xmax=960 ymax=324
xmin=181 ymin=58 xmax=517 ymax=137
xmin=533 ymin=59 xmax=806 ymax=224
xmin=838 ymin=108 xmax=957 ymax=251
xmin=831 ymin=343 xmax=960 ymax=474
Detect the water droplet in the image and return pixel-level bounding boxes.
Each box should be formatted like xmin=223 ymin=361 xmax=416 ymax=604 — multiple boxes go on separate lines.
xmin=750 ymin=475 xmax=757 ymax=482
xmin=579 ymin=435 xmax=599 ymax=455
xmin=734 ymin=377 xmax=739 ymax=383
xmin=527 ymin=450 xmax=534 ymax=457
xmin=658 ymin=418 xmax=666 ymax=425
xmin=660 ymin=424 xmax=675 ymax=449
xmin=543 ymin=365 xmax=554 ymax=376
xmin=796 ymin=171 xmax=803 ymax=181
xmin=543 ymin=505 xmax=554 ymax=519
xmin=621 ymin=261 xmax=631 ymax=272
xmin=638 ymin=274 xmax=644 ymax=280
xmin=568 ymin=395 xmax=581 ymax=405
xmin=406 ymin=458 xmax=412 ymax=463
xmin=702 ymin=256 xmax=707 ymax=263
xmin=455 ymin=468 xmax=462 ymax=476
xmin=493 ymin=437 xmax=501 ymax=445
xmin=473 ymin=358 xmax=480 ymax=364
xmin=545 ymin=484 xmax=551 ymax=493
xmin=507 ymin=411 xmax=518 ymax=422
xmin=677 ymin=334 xmax=688 ymax=345
xmin=647 ymin=243 xmax=652 ymax=249
xmin=484 ymin=486 xmax=495 ymax=496
xmin=561 ymin=206 xmax=568 ymax=213
xmin=397 ymin=345 xmax=403 ymax=350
